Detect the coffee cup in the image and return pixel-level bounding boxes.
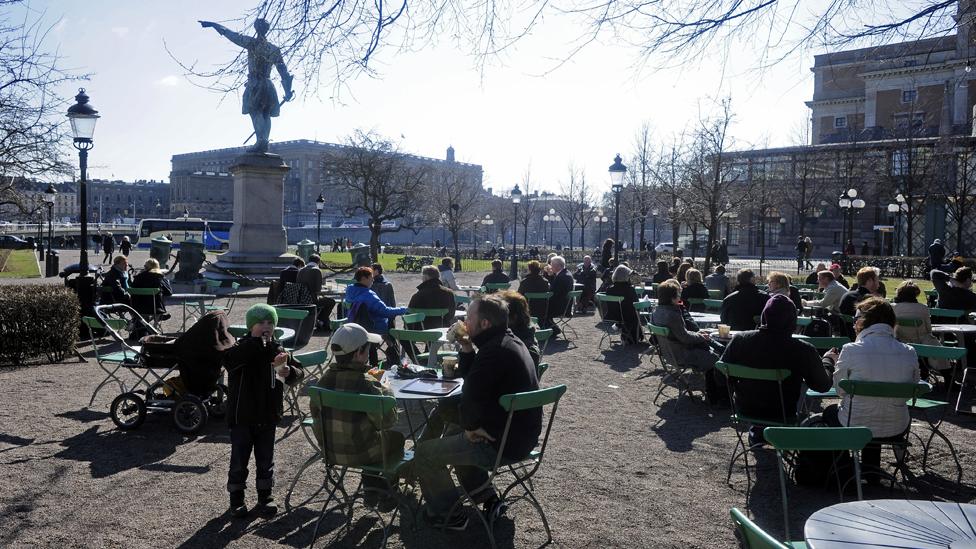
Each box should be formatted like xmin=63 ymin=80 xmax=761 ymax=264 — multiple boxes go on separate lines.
xmin=442 ymin=356 xmax=458 ymax=378
xmin=717 ymin=324 xmax=731 ymax=338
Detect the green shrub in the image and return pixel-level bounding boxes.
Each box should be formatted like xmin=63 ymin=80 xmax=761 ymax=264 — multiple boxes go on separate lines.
xmin=0 ymin=285 xmax=79 ymax=366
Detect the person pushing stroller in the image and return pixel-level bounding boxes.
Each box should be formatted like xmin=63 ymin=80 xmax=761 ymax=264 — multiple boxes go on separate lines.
xmin=224 ymin=304 xmax=303 ymax=518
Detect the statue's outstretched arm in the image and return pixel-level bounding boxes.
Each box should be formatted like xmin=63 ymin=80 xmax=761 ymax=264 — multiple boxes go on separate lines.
xmin=199 ymin=20 xmax=251 ymax=49
xmin=275 ymin=53 xmax=294 ymax=101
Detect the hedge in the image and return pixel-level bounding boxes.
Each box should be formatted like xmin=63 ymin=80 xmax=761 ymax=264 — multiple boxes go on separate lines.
xmin=0 ymin=285 xmax=79 ymax=366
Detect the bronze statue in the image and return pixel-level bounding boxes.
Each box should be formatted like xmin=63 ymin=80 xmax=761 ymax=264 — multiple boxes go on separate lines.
xmin=199 ymin=19 xmax=294 ymax=154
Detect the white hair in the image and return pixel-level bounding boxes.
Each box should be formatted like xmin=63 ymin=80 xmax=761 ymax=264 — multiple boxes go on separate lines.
xmin=550 ymin=256 xmax=566 ymax=270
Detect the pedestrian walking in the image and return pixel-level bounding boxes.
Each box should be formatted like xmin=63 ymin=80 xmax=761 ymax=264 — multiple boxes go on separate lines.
xmin=804 ymin=236 xmax=814 ymax=269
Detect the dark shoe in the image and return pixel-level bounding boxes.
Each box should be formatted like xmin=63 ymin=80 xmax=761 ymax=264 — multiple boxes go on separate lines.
xmin=255 ymin=490 xmax=277 ymax=517
xmin=229 ymin=491 xmax=248 ymax=518
xmin=747 ymin=426 xmax=766 ymax=447
xmin=483 ymin=497 xmax=508 ymax=521
xmin=429 ymin=511 xmax=469 ymax=531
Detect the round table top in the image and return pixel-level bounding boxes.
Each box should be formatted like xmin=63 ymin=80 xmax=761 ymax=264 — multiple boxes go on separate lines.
xmin=689 ymin=312 xmax=722 ymax=324
xmin=805 ymin=499 xmax=976 ymax=549
xmin=933 ymin=324 xmax=976 ymax=333
xmin=166 ymin=293 xmax=217 ymax=301
xmin=382 ymin=367 xmax=464 ymax=401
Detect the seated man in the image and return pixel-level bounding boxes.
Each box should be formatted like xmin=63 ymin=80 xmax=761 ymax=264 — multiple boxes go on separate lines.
xmin=931 ymin=266 xmax=976 ymax=313
xmin=480 ymin=260 xmax=510 ymax=289
xmin=547 ymin=256 xmax=574 ymax=334
xmin=518 ymin=260 xmax=551 ymax=321
xmin=311 ymin=323 xmax=403 ymax=511
xmin=296 ymin=254 xmax=337 ymax=328
xmin=651 ymin=260 xmax=672 ymax=284
xmin=805 ymin=263 xmax=827 ymax=285
xmin=651 ymin=280 xmax=722 ymax=401
xmin=839 ymin=266 xmax=881 ymax=316
xmin=279 ymin=257 xmax=305 ymax=285
xmin=370 ymin=263 xmax=397 ymax=307
xmin=803 ymin=270 xmax=847 ymax=313
xmin=413 ymin=295 xmax=540 ymax=530
xmin=766 ymin=271 xmax=802 ymax=311
xmin=720 ymin=269 xmax=769 ymax=331
xmin=100 ymin=255 xmax=131 ymax=306
xmin=573 ymin=255 xmax=599 ymax=312
xmin=720 ymin=294 xmax=833 ymax=444
xmin=829 ymin=263 xmax=850 ymax=289
xmin=704 ymin=265 xmax=731 ymax=297
xmin=408 ymin=265 xmax=457 ymax=329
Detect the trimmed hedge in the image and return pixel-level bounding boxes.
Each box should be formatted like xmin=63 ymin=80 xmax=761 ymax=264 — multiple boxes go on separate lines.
xmin=838 ymin=255 xmax=976 ymax=278
xmin=0 ymin=285 xmax=79 ymax=366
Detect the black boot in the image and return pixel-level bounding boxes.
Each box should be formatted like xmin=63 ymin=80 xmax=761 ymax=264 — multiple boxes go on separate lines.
xmin=229 ymin=491 xmax=247 ymax=518
xmin=256 ymin=490 xmax=277 ymax=517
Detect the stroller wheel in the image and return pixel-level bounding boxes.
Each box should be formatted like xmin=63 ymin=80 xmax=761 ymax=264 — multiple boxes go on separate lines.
xmin=172 ymin=395 xmax=209 ymax=435
xmin=206 ymin=383 xmax=229 ymax=419
xmin=110 ymin=392 xmax=146 ymax=430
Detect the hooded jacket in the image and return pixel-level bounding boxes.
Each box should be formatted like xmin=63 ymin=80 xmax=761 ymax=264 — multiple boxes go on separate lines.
xmin=346 ymin=283 xmax=408 ymax=334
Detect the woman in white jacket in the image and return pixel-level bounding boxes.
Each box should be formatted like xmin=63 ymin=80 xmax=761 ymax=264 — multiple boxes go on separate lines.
xmin=822 ymin=297 xmax=919 ymax=477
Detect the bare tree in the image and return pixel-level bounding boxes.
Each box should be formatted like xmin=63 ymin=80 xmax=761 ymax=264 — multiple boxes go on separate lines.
xmin=650 ymin=134 xmax=690 ymax=249
xmin=0 ymin=2 xmax=82 ymax=213
xmin=556 ymin=164 xmax=591 ymax=250
xmin=934 ymin=142 xmax=976 ymax=255
xmin=324 ymin=129 xmax=427 ymax=260
xmin=516 ymin=165 xmax=539 ymax=251
xmin=627 ymin=122 xmax=657 ymax=251
xmin=425 ymin=165 xmax=484 ymax=269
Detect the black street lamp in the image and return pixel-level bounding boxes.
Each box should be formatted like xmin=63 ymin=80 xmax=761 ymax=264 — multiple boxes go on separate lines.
xmin=609 ymin=154 xmax=627 ymax=262
xmin=43 ymin=184 xmax=57 ymax=276
xmin=651 ymin=208 xmax=659 ymax=249
xmin=451 ymin=203 xmax=462 ymax=271
xmin=838 ymin=188 xmax=865 ymax=251
xmin=315 ymin=193 xmax=325 ymax=253
xmin=479 ymin=214 xmax=493 ymax=257
xmin=887 ymin=193 xmax=907 ymax=256
xmin=510 ymin=185 xmax=522 ymax=278
xmin=66 ymin=88 xmax=98 ymax=279
xmin=594 ymin=212 xmax=608 ymax=244
xmin=183 ymin=206 xmax=190 ymax=243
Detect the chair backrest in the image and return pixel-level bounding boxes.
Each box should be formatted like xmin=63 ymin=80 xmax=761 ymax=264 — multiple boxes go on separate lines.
xmin=703 ymin=298 xmax=723 ymax=312
xmin=909 ymin=343 xmax=966 ymax=360
xmin=708 ymin=289 xmax=723 ymax=299
xmin=896 ymin=317 xmax=924 ymax=328
xmin=930 ymin=307 xmax=966 ymax=321
xmin=484 ymin=282 xmax=511 ymax=291
xmin=763 ymin=426 xmax=873 ymax=542
xmin=407 ymin=308 xmax=450 ymax=328
xmin=524 ymin=292 xmax=553 ymax=319
xmin=714 ymin=361 xmax=792 ymax=424
xmin=564 ymin=290 xmax=583 ymax=315
xmin=329 ymin=318 xmax=349 ymax=331
xmin=492 ymin=385 xmax=567 ymax=476
xmin=536 ymin=361 xmax=549 ymax=380
xmin=388 ymin=328 xmax=442 ymax=364
xmin=293 ymin=349 xmax=328 ymax=368
xmin=274 ymin=304 xmax=316 ymax=350
xmin=729 ymin=508 xmax=789 ymax=549
xmin=594 ymin=293 xmax=624 ymax=322
xmin=454 ymin=294 xmax=471 ymax=305
xmin=308 ymin=386 xmax=398 ymax=467
xmin=801 ymin=336 xmax=850 ymax=350
xmin=838 ymin=379 xmax=931 ymax=401
xmin=127 ymin=287 xmax=159 ymax=296
xmin=274 ymin=306 xmax=310 ymax=320
xmin=401 ymin=312 xmax=426 ymax=329
xmin=534 ymin=328 xmax=553 ymax=344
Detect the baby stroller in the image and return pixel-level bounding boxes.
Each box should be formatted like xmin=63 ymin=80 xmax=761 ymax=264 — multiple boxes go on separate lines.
xmin=94 ymin=304 xmax=233 ymax=434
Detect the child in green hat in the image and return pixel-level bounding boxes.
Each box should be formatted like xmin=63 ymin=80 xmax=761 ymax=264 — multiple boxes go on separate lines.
xmin=224 ymin=303 xmax=303 ymax=518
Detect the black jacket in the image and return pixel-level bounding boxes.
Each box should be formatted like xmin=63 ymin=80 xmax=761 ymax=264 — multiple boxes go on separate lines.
xmin=720 ymin=329 xmax=832 ymax=421
xmin=279 ymin=266 xmax=300 ymax=285
xmin=804 ymin=272 xmax=819 ymax=285
xmin=407 ymin=278 xmax=456 ymax=328
xmin=720 ymin=284 xmax=769 ymax=331
xmin=573 ymin=264 xmax=598 ymax=291
xmin=839 ymin=286 xmax=873 ymax=316
xmin=931 ymin=269 xmax=976 ymax=313
xmin=652 ymin=270 xmax=671 ymax=284
xmin=481 ymin=270 xmax=511 ymax=288
xmin=681 ymin=283 xmax=710 ymax=311
xmin=224 ymin=335 xmax=302 ymax=426
xmin=549 ymin=268 xmax=575 ymax=318
xmin=605 ymin=281 xmax=642 ymax=342
xmin=518 ymin=273 xmax=551 ymax=319
xmin=131 ymin=270 xmax=173 ymax=315
xmin=457 ymin=326 xmax=541 ymax=460
xmin=100 ymin=267 xmax=131 ymax=305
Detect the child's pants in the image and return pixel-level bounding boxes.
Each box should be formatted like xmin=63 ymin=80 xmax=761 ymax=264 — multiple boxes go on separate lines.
xmin=227 ymin=424 xmax=276 ymax=493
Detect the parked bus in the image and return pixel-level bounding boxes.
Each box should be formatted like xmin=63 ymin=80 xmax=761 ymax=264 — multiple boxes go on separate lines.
xmin=136 ymin=218 xmax=232 ymax=250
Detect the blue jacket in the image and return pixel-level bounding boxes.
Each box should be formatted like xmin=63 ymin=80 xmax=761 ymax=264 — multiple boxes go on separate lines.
xmin=345 ymin=283 xmax=408 ymax=334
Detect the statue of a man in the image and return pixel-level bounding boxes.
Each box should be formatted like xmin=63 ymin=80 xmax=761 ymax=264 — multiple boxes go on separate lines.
xmin=199 ymin=18 xmax=294 ymax=154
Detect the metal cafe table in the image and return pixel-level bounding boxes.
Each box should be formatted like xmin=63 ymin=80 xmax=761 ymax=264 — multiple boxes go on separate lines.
xmin=804 ymin=499 xmax=976 ymax=548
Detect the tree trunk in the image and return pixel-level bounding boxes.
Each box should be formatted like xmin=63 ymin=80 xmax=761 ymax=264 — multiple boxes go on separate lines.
xmin=451 ymin=228 xmax=462 ymax=271
xmin=639 ymin=217 xmax=647 ymax=251
xmin=672 ymin=222 xmax=680 ymax=253
xmin=369 ymin=223 xmax=381 ymax=261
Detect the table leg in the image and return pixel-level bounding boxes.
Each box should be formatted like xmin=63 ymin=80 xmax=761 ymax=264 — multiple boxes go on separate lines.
xmin=426 ymin=341 xmax=443 ymax=369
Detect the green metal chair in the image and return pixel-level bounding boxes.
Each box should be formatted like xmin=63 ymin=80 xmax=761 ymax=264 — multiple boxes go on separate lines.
xmin=703 ymin=298 xmax=723 ymax=313
xmin=536 ymin=362 xmax=549 ymax=380
xmin=523 ymin=292 xmax=553 ymax=327
xmin=685 ymin=297 xmax=706 ymax=312
xmin=127 ymin=287 xmax=163 ymax=327
xmin=930 ymin=307 xmax=967 ymax=323
xmin=594 ymin=293 xmax=624 ymax=353
xmin=837 ymin=379 xmax=932 ymax=486
xmin=388 ymin=328 xmax=445 ymax=367
xmin=552 ymin=289 xmax=583 ymax=341
xmin=714 ymin=361 xmax=794 ymax=487
xmin=708 ymin=289 xmax=723 ymax=299
xmin=400 ymin=312 xmax=426 ymax=330
xmin=534 ymin=328 xmax=553 ymax=356
xmin=482 ymin=282 xmax=511 ymax=292
xmin=454 ymin=294 xmax=471 ymax=306
xmin=763 ymin=426 xmax=871 ymax=544
xmin=407 ymin=307 xmax=451 ymax=329
xmin=286 ymin=349 xmax=329 ymax=420
xmin=272 ymin=305 xmax=313 ymax=351
xmin=729 ymin=508 xmax=804 ymax=549
xmin=648 ymin=323 xmax=703 ymax=410
xmin=443 ymin=385 xmax=567 ymax=549
xmin=82 ymin=315 xmax=138 ymax=406
xmin=896 ymin=317 xmax=924 ymax=328
xmin=307 ymin=387 xmax=414 ymax=548
xmin=203 ymin=279 xmax=241 ymax=315
xmin=795 ymin=317 xmax=813 ymax=327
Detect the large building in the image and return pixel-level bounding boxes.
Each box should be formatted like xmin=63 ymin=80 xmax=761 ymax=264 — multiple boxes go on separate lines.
xmin=170 ymin=139 xmax=483 ymax=226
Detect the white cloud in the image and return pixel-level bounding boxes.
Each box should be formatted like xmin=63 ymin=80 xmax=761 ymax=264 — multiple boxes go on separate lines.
xmin=111 ymin=26 xmax=129 ymax=38
xmin=156 ymin=75 xmax=181 ymax=87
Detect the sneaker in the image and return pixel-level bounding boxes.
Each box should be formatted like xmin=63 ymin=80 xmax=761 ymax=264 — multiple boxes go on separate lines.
xmin=255 ymin=492 xmax=277 ymax=517
xmin=229 ymin=491 xmax=248 ymax=518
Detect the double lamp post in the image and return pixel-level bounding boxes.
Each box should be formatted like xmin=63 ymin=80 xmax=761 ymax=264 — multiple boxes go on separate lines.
xmin=66 ymin=88 xmax=99 ymax=312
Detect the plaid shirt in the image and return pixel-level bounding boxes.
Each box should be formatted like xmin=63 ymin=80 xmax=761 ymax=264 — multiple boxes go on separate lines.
xmin=311 ymin=360 xmax=397 ymax=466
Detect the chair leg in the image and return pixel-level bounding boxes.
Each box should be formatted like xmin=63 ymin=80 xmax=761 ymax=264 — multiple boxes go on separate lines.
xmin=284 ymin=452 xmax=320 ymax=512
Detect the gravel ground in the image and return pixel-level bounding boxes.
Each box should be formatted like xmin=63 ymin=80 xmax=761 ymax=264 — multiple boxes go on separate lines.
xmin=2 ymin=267 xmax=976 ymax=549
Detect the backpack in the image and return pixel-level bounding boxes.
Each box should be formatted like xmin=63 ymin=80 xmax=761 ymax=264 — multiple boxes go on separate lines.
xmin=803 ymin=317 xmax=832 ymax=338
xmin=347 ymin=301 xmax=372 ymax=330
xmin=277 ymin=282 xmax=314 ymax=305
xmin=794 ymin=417 xmax=855 ymax=489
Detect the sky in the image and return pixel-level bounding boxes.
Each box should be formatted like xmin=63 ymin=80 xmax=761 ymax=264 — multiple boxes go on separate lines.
xmin=21 ymin=0 xmax=820 ymax=197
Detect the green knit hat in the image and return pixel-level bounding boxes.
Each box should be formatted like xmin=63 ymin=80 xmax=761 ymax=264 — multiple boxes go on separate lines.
xmin=245 ymin=304 xmax=278 ymax=331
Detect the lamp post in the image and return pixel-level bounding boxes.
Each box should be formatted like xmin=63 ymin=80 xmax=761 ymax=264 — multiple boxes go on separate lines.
xmin=43 ymin=184 xmax=57 ymax=275
xmin=451 ymin=202 xmax=462 ymax=271
xmin=651 ymin=208 xmax=659 ymax=250
xmin=315 ymin=193 xmax=325 ymax=253
xmin=510 ymin=185 xmax=522 ymax=278
xmin=609 ymin=154 xmax=627 ymax=262
xmin=479 ymin=214 xmax=493 ymax=257
xmin=155 ymin=200 xmax=162 ymax=217
xmin=595 ymin=212 xmax=608 ymax=244
xmin=838 ymin=188 xmax=866 ymax=251
xmin=886 ymin=193 xmax=907 ymax=256
xmin=66 ymin=88 xmax=98 ymax=280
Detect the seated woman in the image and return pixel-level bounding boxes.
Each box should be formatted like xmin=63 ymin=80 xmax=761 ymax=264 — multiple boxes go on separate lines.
xmin=497 ymin=290 xmax=541 ymax=366
xmin=680 ymin=268 xmax=710 ymax=312
xmin=650 ymin=280 xmax=722 ymax=400
xmin=131 ymin=258 xmax=173 ymax=320
xmin=821 ymin=297 xmax=919 ymax=479
xmin=604 ymin=265 xmax=643 ymax=344
xmin=891 ymin=280 xmax=949 ymax=378
xmin=517 ymin=260 xmax=551 ymax=321
xmin=345 ymin=267 xmax=410 ymax=366
xmin=651 ymin=260 xmax=671 ymax=284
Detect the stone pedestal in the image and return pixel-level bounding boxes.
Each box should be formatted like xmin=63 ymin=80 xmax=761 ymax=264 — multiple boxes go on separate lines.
xmin=205 ymin=153 xmax=297 ymax=284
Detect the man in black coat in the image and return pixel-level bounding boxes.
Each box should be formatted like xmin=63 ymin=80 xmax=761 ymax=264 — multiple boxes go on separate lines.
xmin=413 ymin=295 xmax=540 ymax=528
xmin=931 ymin=267 xmax=976 ymax=313
xmin=839 ymin=267 xmax=881 ymax=316
xmin=573 ymin=255 xmax=599 ymax=312
xmin=278 ymin=257 xmax=305 ymax=285
xmin=480 ymin=260 xmax=511 ymax=289
xmin=547 ymin=256 xmax=574 ymax=334
xmin=720 ymin=269 xmax=769 ymax=331
xmin=929 ymin=239 xmax=947 ymax=270
xmin=408 ymin=265 xmax=457 ymax=329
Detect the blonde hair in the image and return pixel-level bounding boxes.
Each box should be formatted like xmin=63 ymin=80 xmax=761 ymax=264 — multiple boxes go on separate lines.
xmin=144 ymin=258 xmax=161 ymax=273
xmin=767 ymin=271 xmax=790 ymax=290
xmin=686 ymin=268 xmax=703 ymax=285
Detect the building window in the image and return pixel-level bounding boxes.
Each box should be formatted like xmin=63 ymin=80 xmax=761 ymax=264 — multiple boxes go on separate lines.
xmin=893 ymin=112 xmax=925 ymax=129
xmin=892 ymin=150 xmax=910 ymax=176
xmin=833 ymin=116 xmax=847 ymax=129
xmin=902 ymin=89 xmax=917 ymax=103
